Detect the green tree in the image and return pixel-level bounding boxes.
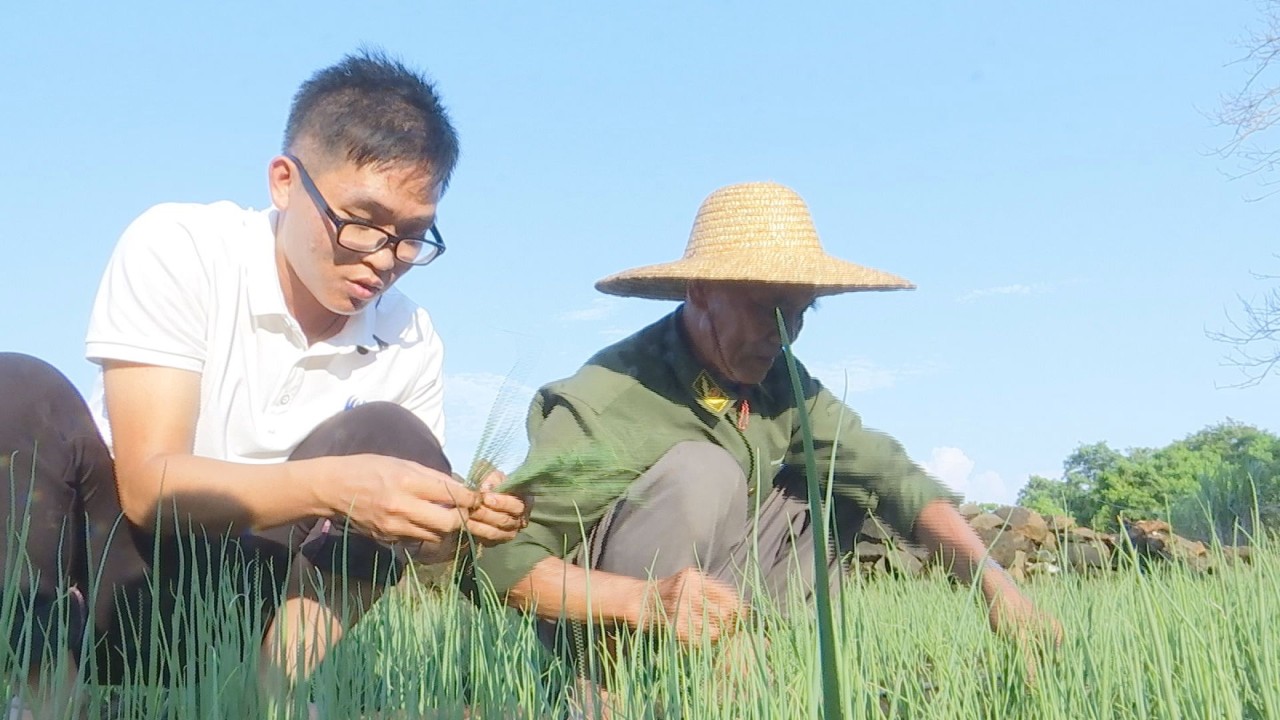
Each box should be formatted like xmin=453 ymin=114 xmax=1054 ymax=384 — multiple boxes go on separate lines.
xmin=1059 ymin=442 xmax=1121 ymax=526
xmin=1091 ymin=445 xmax=1210 ymax=529
xmin=1170 ymin=422 xmax=1280 ymax=540
xmin=1017 ymin=475 xmax=1085 ymax=521
xmin=1017 ymin=423 xmax=1280 ymax=537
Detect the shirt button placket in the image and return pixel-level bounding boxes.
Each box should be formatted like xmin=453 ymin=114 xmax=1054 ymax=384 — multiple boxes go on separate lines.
xmin=278 ymin=368 xmax=302 ymax=408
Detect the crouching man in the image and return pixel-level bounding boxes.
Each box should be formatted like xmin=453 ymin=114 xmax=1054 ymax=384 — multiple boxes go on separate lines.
xmin=473 ymin=182 xmax=1061 ymax=711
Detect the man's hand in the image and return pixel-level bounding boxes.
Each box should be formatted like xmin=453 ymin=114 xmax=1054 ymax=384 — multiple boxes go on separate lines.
xmin=326 ymin=454 xmax=479 ymax=545
xmin=991 ymin=589 xmax=1063 ymax=685
xmin=985 ymin=576 xmax=1064 ymax=647
xmin=980 ymin=563 xmax=1063 ymax=683
xmin=913 ymin=500 xmax=1065 ymax=682
xmin=641 ymin=568 xmax=744 ymax=644
xmin=466 ymin=470 xmax=530 ymax=546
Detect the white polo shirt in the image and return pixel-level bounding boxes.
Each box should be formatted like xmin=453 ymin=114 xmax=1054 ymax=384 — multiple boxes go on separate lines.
xmin=84 ymin=201 xmax=446 ymax=464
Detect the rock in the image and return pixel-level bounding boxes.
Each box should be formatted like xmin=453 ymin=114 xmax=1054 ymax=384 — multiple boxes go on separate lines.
xmin=1122 ymin=519 xmax=1217 ymax=571
xmin=910 ymin=543 xmax=932 ymax=561
xmin=969 ymin=513 xmax=1006 ymax=532
xmin=856 ymin=541 xmax=889 ymax=562
xmin=1063 ymin=540 xmax=1111 ymax=571
xmin=1222 ymin=546 xmax=1254 ymax=565
xmin=957 ymin=503 xmax=983 ymax=520
xmin=1070 ymin=526 xmax=1099 ymax=542
xmin=1173 ymin=536 xmax=1207 ymax=558
xmin=1008 ymin=550 xmax=1029 ymax=583
xmin=1170 ymin=535 xmax=1212 ymax=572
xmin=886 ymin=547 xmax=924 ymax=577
xmin=1026 ymin=560 xmax=1061 ymax=576
xmin=987 ymin=532 xmax=1036 ymax=568
xmin=860 ymin=516 xmax=893 ymax=541
xmin=994 ymin=506 xmax=1049 ymax=544
xmin=1033 ymin=548 xmax=1058 ymax=564
xmin=1047 ymin=515 xmax=1076 ymax=532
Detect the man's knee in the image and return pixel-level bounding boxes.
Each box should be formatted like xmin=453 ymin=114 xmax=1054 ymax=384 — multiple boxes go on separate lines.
xmin=291 ymin=401 xmax=449 ymax=472
xmin=636 ymin=441 xmax=745 ymax=510
xmin=589 ymin=442 xmax=747 ymax=580
xmin=0 ymin=353 xmax=83 ymax=418
xmin=0 ymin=352 xmax=63 ymax=380
xmin=330 ymin=401 xmax=428 ymax=441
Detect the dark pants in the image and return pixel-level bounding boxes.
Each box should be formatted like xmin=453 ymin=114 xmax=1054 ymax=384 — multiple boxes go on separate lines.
xmin=0 ymin=352 xmax=451 ymax=684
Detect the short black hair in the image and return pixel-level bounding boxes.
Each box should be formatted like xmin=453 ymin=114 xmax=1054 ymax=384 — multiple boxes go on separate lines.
xmin=283 ymin=49 xmax=460 ymax=190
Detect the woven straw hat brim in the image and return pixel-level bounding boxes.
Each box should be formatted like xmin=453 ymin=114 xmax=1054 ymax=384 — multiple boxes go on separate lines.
xmin=595 ymin=181 xmax=915 ymax=301
xmin=595 ymin=255 xmax=914 ymax=301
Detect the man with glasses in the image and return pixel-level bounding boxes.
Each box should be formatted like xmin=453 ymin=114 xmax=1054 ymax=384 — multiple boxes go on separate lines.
xmin=0 ymin=50 xmax=527 ymax=714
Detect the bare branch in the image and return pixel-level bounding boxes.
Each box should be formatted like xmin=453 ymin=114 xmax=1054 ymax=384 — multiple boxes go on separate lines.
xmin=1215 ymin=1 xmax=1280 ymax=190
xmin=1210 ymin=282 xmax=1280 ymax=387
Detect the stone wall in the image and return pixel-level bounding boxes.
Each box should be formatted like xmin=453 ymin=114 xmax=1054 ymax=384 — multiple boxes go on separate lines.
xmin=851 ymin=504 xmax=1254 ymax=579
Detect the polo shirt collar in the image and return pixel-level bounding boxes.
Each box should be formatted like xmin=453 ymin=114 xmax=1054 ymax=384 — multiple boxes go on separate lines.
xmin=312 ymin=301 xmax=380 ymax=355
xmin=247 ymin=209 xmax=291 ymax=319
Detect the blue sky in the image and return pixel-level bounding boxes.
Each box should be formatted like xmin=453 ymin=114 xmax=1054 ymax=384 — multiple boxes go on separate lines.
xmin=2 ymin=3 xmax=1277 ymax=504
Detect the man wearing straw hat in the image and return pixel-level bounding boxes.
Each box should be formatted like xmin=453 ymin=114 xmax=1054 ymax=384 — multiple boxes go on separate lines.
xmin=475 ymin=182 xmax=1060 ymax=665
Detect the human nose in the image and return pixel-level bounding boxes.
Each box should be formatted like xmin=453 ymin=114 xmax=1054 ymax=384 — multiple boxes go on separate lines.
xmin=363 ymin=243 xmax=398 ymax=272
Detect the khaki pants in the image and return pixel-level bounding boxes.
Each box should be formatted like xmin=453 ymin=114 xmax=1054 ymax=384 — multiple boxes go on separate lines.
xmin=583 ymin=441 xmax=866 ymax=609
xmin=540 ymin=440 xmax=869 ymax=665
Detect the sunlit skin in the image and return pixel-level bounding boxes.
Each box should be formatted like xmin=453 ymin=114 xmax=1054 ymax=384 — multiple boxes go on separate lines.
xmin=267 ymin=151 xmax=443 ymax=343
xmin=682 ymin=281 xmax=816 ymax=386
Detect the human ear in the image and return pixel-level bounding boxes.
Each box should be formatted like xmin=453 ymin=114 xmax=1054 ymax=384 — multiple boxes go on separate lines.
xmin=266 ymin=156 xmax=295 ymax=210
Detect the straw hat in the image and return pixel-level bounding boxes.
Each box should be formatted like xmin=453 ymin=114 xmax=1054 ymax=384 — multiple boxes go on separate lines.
xmin=595 ymin=182 xmax=915 ymax=300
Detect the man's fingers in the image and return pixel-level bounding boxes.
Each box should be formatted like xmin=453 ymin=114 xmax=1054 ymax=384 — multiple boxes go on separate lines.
xmin=469 ymin=504 xmax=523 ymax=533
xmin=397 ymin=498 xmax=467 ymax=539
xmin=465 ymin=518 xmax=520 ymax=545
xmin=479 ymin=469 xmax=507 ymax=492
xmin=414 ymin=471 xmax=480 ymax=509
xmin=480 ymin=492 xmax=526 ymax=517
xmin=702 ymin=577 xmax=743 ymax=611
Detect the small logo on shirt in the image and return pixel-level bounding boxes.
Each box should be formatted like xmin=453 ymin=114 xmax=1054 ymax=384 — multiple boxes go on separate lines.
xmin=692 ymin=371 xmax=731 ymax=415
xmin=344 ymin=396 xmax=365 ymax=411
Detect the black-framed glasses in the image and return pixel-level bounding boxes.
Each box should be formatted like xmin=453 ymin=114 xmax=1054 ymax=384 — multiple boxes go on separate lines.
xmin=284 ymin=153 xmax=446 ymax=267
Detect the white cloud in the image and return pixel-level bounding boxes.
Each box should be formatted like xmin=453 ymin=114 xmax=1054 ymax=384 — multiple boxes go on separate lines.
xmin=443 ymin=372 xmax=535 ymax=476
xmin=921 ymin=446 xmax=1019 ymax=505
xmin=958 ymin=283 xmax=1043 ymax=303
xmin=922 ymin=447 xmax=975 ymax=489
xmin=806 ymin=358 xmax=938 ymax=394
xmin=558 ymin=297 xmax=621 ymax=322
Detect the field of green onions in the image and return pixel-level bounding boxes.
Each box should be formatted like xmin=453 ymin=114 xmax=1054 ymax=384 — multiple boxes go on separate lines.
xmin=4 ymin=542 xmax=1276 ymax=719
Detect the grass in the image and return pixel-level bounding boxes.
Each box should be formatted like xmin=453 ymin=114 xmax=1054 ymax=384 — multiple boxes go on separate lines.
xmin=777 ymin=307 xmax=842 ymax=720
xmin=6 ymin=351 xmax=1277 ymax=717
xmin=0 ymin=527 xmax=1276 ymax=718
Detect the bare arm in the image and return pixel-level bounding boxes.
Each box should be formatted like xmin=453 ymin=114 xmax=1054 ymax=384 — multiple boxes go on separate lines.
xmin=105 ymin=361 xmax=478 ymax=540
xmin=506 ymin=557 xmax=649 ymax=626
xmin=505 ymin=556 xmax=742 ymax=643
xmin=913 ymin=499 xmax=1063 ymax=642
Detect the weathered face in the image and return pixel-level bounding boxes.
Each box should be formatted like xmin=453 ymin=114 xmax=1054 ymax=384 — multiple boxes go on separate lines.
xmin=687 ymin=281 xmax=817 ymax=385
xmin=268 ymin=152 xmax=442 ymax=333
